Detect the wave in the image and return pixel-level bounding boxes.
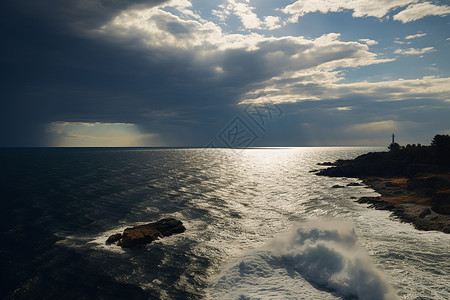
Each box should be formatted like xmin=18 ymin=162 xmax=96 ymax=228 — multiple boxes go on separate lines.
xmin=210 ymin=221 xmax=399 ymax=300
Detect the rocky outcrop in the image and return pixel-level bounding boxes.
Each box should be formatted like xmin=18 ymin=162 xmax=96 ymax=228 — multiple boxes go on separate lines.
xmin=107 ymin=218 xmax=186 ymax=248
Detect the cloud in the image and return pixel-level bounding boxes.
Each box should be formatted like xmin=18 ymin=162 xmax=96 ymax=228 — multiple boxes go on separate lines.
xmin=96 ymin=5 xmax=391 ymax=88
xmin=217 ymin=0 xmax=282 ymax=30
xmin=97 ymin=8 xmax=223 ymax=51
xmin=393 ymin=40 xmax=411 ymax=45
xmin=358 ymin=39 xmax=378 ymax=45
xmin=282 ymin=0 xmax=414 ymax=21
xmin=349 ymin=120 xmax=398 ymax=132
xmin=228 ymin=0 xmax=262 ymax=29
xmin=1 ymin=0 xmax=171 ymax=32
xmin=62 ymin=2 xmax=410 ymax=145
xmin=394 ymin=47 xmax=435 ymax=55
xmin=405 ymin=33 xmax=427 ymax=39
xmin=96 ymin=2 xmax=286 ymax=56
xmin=282 ymin=0 xmax=450 ymax=23
xmin=393 ymin=2 xmax=450 ymax=23
xmin=263 ymin=16 xmax=282 ymax=30
xmin=241 ymin=75 xmax=450 ymax=105
xmin=336 ymin=106 xmax=352 ymax=111
xmin=212 ymin=5 xmax=230 ymax=22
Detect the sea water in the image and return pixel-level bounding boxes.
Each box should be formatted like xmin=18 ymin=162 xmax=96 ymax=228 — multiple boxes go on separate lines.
xmin=1 ymin=147 xmax=449 ymax=299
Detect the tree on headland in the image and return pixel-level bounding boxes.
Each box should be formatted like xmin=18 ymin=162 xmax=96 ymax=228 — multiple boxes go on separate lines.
xmin=431 ymin=134 xmax=450 ymax=164
xmin=386 ymin=134 xmax=450 ymax=161
xmin=431 ymin=134 xmax=450 ymax=150
xmin=384 ymin=134 xmax=449 ymax=167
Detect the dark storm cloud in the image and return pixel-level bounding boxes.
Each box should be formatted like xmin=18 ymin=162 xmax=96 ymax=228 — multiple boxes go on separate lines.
xmin=0 ymin=0 xmax=240 ymax=146
xmin=2 ymin=0 xmax=168 ymax=29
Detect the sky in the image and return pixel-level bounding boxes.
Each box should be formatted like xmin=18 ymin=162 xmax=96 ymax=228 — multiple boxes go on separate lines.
xmin=1 ymin=0 xmax=449 ymax=147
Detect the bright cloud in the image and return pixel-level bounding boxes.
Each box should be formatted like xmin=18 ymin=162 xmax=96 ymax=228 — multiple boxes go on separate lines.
xmin=350 ymin=120 xmax=398 ymax=132
xmin=282 ymin=0 xmax=414 ymax=21
xmin=212 ymin=0 xmax=281 ymax=30
xmin=393 ymin=2 xmax=450 ymax=23
xmin=405 ymin=33 xmax=427 ymax=39
xmin=282 ymin=0 xmax=450 ymax=23
xmin=336 ymin=106 xmax=353 ymax=111
xmin=393 ymin=40 xmax=411 ymax=44
xmin=240 ymin=75 xmax=450 ymax=104
xmin=97 ymin=8 xmax=223 ymax=51
xmin=359 ymin=39 xmax=378 ymax=45
xmin=394 ymin=46 xmax=435 ymax=55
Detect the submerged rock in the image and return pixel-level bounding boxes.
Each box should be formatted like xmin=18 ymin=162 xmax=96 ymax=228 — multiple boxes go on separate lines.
xmin=332 ymin=185 xmax=345 ymax=188
xmin=419 ymin=208 xmax=432 ymax=219
xmin=317 ymin=161 xmax=335 ymax=166
xmin=107 ymin=218 xmax=186 ymax=248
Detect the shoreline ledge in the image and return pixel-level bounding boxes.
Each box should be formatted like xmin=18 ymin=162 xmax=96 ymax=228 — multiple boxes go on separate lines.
xmin=106 ymin=218 xmax=186 ymax=248
xmin=316 ymin=146 xmax=450 ymax=234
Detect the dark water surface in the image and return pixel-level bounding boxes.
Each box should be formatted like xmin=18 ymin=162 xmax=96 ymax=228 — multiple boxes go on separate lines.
xmin=1 ymin=148 xmax=449 ymax=299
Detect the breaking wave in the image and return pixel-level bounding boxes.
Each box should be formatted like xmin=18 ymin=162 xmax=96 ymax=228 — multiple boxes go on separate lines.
xmin=210 ymin=221 xmax=399 ymax=300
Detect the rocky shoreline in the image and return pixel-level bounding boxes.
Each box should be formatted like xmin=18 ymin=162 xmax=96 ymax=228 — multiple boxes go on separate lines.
xmin=356 ymin=177 xmax=450 ymax=233
xmin=316 ymin=142 xmax=450 ymax=233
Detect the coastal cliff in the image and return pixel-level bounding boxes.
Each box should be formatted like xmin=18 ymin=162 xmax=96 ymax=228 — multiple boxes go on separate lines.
xmin=317 ymin=134 xmax=450 ymax=233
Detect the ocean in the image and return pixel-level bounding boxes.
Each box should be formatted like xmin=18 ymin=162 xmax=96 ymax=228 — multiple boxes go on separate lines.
xmin=1 ymin=147 xmax=449 ymax=299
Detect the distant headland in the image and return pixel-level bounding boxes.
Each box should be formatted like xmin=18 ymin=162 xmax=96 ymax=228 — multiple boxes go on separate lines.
xmin=317 ymin=134 xmax=450 ymax=233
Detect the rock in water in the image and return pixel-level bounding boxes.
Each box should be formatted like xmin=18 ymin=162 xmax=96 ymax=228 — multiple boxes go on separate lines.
xmin=106 ymin=218 xmax=186 ymax=248
xmin=332 ymin=185 xmax=345 ymax=188
xmin=106 ymin=233 xmax=122 ymax=244
xmin=347 ymin=182 xmax=362 ymax=187
xmin=419 ymin=208 xmax=432 ymax=219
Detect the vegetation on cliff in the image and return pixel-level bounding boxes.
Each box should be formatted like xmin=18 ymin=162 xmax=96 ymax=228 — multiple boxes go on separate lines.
xmin=318 ymin=134 xmax=450 ymax=178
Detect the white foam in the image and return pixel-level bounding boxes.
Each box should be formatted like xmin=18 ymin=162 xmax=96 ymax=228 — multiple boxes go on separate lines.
xmin=54 ymin=226 xmax=130 ymax=253
xmin=209 ymin=220 xmax=399 ymax=300
xmin=57 ymin=215 xmax=190 ymax=253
